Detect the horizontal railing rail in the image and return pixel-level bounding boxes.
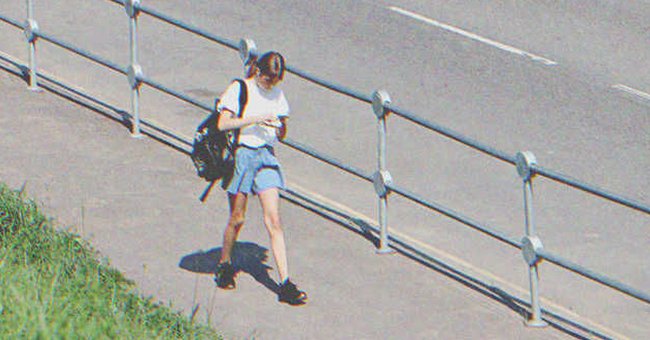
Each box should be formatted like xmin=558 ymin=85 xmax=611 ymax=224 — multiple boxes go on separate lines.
xmin=0 ymin=11 xmax=22 ymax=29
xmin=538 ymin=249 xmax=650 ymax=304
xmin=282 ymin=138 xmax=375 ymax=182
xmin=139 ymin=75 xmax=213 ymax=112
xmin=113 ymin=0 xmax=240 ymax=51
xmin=386 ymin=183 xmax=523 ymax=248
xmin=385 ymin=103 xmax=517 ymax=164
xmin=37 ymin=31 xmax=127 ymax=74
xmin=2 ymin=1 xmax=648 ymax=336
xmin=285 ymin=64 xmax=374 ymax=104
xmin=532 ymin=164 xmax=649 ymax=214
xmin=285 ymin=136 xmax=523 ymax=249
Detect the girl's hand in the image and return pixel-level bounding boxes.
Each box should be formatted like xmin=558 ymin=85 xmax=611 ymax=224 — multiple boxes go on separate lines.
xmin=257 ymin=114 xmax=281 ymax=127
xmin=261 ymin=118 xmax=282 ymax=127
xmin=276 ymin=117 xmax=288 ymax=140
xmin=254 ymin=113 xmax=274 ymax=123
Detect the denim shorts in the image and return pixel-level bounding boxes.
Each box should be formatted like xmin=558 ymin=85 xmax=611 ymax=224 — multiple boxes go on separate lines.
xmin=224 ymin=145 xmax=285 ymax=195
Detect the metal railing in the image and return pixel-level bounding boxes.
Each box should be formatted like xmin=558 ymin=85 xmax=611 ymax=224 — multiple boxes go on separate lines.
xmin=1 ymin=0 xmax=648 ymax=335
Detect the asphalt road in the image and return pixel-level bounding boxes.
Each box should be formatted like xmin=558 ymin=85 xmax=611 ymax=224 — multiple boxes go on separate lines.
xmin=1 ymin=1 xmax=648 ymax=338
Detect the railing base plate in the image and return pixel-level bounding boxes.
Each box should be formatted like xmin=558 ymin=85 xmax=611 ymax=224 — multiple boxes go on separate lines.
xmin=524 ymin=319 xmax=548 ymax=328
xmin=376 ymin=247 xmax=396 ymax=255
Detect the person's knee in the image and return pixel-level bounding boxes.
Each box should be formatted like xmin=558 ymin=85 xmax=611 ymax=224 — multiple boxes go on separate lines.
xmin=229 ymin=211 xmax=246 ymax=228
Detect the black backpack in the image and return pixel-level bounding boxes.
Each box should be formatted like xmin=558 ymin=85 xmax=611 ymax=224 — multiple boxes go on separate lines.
xmin=191 ymin=79 xmax=248 ymax=184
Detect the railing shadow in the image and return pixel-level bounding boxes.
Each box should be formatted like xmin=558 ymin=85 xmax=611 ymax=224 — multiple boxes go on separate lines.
xmin=0 ymin=57 xmax=192 ymax=158
xmin=281 ymin=192 xmax=592 ymax=340
xmin=179 ymin=241 xmax=279 ymax=293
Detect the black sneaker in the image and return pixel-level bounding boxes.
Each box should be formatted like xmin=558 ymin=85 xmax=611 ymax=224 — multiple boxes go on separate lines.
xmin=278 ymin=279 xmax=307 ymax=305
xmin=214 ymin=262 xmax=236 ymax=289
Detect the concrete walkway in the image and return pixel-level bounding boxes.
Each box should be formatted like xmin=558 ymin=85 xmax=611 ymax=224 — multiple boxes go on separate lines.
xmin=0 ymin=60 xmax=593 ymax=339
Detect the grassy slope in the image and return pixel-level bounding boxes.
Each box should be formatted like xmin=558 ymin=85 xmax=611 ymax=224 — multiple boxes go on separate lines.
xmin=0 ymin=183 xmax=220 ymax=339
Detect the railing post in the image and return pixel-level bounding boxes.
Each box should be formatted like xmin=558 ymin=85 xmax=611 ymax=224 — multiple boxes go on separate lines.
xmin=125 ymin=0 xmax=143 ymax=138
xmin=24 ymin=0 xmax=40 ymax=91
xmin=372 ymin=90 xmax=395 ymax=255
xmin=239 ymin=38 xmax=258 ymax=68
xmin=516 ymin=151 xmax=548 ymax=328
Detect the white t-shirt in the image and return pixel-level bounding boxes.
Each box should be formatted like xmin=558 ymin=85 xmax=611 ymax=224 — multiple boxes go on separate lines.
xmin=217 ymin=78 xmax=290 ymax=147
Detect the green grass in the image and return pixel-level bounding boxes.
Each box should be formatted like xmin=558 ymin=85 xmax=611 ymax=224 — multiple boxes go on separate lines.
xmin=0 ymin=183 xmax=221 ymax=339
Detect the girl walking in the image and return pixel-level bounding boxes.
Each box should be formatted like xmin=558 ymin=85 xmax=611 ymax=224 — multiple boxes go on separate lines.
xmin=213 ymin=51 xmax=307 ymax=305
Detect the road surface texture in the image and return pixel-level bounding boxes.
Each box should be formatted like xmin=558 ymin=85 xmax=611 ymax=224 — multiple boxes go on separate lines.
xmin=1 ymin=1 xmax=648 ymax=339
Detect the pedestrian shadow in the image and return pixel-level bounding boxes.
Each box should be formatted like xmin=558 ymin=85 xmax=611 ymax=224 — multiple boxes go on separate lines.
xmin=179 ymin=241 xmax=279 ymax=293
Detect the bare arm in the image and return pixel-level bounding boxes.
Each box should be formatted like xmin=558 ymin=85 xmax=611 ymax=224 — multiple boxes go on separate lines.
xmin=216 ymin=109 xmax=275 ymax=131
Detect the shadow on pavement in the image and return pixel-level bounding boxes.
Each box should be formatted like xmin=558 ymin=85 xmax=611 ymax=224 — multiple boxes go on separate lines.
xmin=179 ymin=241 xmax=279 ymax=293
xmin=281 ymin=194 xmax=591 ymax=340
xmin=0 ymin=57 xmax=192 ymax=157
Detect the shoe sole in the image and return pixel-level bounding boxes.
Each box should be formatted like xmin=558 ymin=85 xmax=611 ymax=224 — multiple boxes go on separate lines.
xmin=279 ymin=298 xmax=307 ymax=305
xmin=214 ymin=276 xmax=236 ymax=289
xmin=279 ymin=292 xmax=308 ymax=305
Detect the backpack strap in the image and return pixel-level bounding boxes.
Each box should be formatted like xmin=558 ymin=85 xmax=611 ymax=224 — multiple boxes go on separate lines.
xmin=197 ymin=107 xmax=216 ymax=132
xmin=234 ymin=78 xmax=248 ymax=118
xmin=203 ymin=78 xmax=249 ymax=132
xmin=231 ymin=78 xmax=248 ymax=147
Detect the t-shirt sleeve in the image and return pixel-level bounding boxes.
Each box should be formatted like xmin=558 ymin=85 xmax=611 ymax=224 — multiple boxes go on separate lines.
xmin=216 ymin=81 xmax=242 ymax=115
xmin=277 ymin=90 xmax=290 ymax=118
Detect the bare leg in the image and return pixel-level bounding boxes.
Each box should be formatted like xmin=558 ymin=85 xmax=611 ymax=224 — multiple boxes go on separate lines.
xmin=220 ymin=193 xmax=248 ymax=264
xmin=258 ymin=188 xmax=289 ymax=282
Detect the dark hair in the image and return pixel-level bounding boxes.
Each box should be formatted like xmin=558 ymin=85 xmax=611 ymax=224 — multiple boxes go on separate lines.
xmin=245 ymin=51 xmax=285 ymax=80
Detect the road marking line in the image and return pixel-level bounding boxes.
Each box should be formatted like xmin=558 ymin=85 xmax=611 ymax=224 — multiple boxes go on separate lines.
xmin=388 ymin=6 xmax=558 ymax=66
xmin=612 ymin=84 xmax=650 ymax=102
xmin=287 ymin=181 xmax=628 ymax=339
